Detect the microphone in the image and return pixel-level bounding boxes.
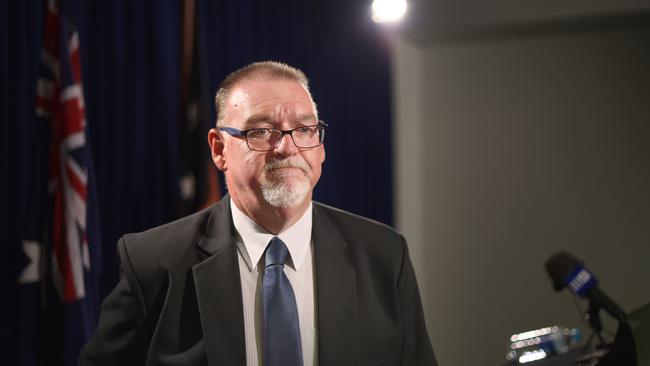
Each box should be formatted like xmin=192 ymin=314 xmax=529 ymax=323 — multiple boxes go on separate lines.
xmin=545 ymin=252 xmax=627 ymax=325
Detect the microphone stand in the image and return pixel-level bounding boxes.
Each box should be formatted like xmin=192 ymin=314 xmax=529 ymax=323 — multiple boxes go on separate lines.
xmin=582 ymin=300 xmax=608 ymax=353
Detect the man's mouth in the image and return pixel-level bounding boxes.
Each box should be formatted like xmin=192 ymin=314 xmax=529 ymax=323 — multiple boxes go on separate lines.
xmin=266 ymin=166 xmax=305 ymax=177
xmin=264 ymin=159 xmax=309 ymax=176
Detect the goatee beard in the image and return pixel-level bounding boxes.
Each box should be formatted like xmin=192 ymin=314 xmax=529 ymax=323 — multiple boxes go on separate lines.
xmin=260 ymin=158 xmax=311 ymax=208
xmin=261 ymin=179 xmax=310 ymax=208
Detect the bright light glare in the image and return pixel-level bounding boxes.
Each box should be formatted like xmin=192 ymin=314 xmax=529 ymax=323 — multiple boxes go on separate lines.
xmin=371 ymin=0 xmax=407 ymax=23
xmin=519 ymin=350 xmax=547 ymax=364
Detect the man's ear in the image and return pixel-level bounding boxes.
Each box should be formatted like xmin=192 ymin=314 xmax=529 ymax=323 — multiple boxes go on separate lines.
xmin=208 ymin=128 xmax=227 ymax=171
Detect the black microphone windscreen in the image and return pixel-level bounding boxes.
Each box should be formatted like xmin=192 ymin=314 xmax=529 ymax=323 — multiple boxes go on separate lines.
xmin=545 ymin=252 xmax=582 ymax=291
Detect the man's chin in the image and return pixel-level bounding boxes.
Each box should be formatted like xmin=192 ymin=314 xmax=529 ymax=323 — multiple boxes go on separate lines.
xmin=260 ymin=182 xmax=310 ymax=208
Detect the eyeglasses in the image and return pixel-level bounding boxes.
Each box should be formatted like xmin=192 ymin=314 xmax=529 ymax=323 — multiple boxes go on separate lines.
xmin=218 ymin=121 xmax=327 ymax=151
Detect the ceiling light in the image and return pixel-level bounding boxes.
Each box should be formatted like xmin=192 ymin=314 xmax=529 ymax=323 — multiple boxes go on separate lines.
xmin=371 ymin=0 xmax=407 ymax=23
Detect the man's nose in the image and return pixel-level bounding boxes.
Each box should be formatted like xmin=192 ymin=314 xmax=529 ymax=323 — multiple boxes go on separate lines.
xmin=275 ymin=132 xmax=299 ymax=156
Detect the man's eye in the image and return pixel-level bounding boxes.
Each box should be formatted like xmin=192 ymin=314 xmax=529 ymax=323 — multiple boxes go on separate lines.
xmin=248 ymin=129 xmax=271 ymax=138
xmin=295 ymin=126 xmax=313 ymax=134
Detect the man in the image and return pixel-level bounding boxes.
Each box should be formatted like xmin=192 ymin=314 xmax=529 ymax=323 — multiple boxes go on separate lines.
xmin=80 ymin=61 xmax=436 ymax=365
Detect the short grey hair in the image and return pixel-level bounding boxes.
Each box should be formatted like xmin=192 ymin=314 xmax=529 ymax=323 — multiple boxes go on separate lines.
xmin=214 ymin=61 xmax=316 ymax=126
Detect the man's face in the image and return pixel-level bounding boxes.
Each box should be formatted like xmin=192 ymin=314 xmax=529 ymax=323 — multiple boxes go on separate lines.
xmin=210 ymin=78 xmax=325 ymax=210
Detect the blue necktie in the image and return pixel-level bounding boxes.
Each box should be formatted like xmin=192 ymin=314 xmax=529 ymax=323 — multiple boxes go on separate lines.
xmin=262 ymin=237 xmax=303 ymax=366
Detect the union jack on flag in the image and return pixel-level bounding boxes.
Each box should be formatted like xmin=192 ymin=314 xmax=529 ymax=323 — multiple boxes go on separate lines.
xmin=35 ymin=0 xmax=98 ymax=303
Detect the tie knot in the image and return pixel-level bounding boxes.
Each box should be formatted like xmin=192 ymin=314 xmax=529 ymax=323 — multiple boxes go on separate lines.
xmin=265 ymin=237 xmax=289 ymax=267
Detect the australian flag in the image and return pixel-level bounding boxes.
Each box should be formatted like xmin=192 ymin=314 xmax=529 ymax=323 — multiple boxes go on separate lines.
xmin=16 ymin=0 xmax=102 ymax=364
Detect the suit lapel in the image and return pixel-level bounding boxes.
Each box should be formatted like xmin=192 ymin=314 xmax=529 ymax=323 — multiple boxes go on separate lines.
xmin=313 ymin=205 xmax=356 ymax=365
xmin=192 ymin=197 xmax=247 ymax=365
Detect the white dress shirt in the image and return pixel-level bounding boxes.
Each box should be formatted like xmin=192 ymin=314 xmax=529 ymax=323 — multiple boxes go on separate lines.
xmin=230 ymin=199 xmax=318 ymax=366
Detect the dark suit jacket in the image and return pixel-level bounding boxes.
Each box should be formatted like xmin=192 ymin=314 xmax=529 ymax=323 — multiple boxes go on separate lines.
xmin=79 ymin=197 xmax=436 ymax=365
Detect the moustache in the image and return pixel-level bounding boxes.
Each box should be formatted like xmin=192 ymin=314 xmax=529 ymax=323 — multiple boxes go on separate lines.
xmin=263 ymin=158 xmax=309 ymax=174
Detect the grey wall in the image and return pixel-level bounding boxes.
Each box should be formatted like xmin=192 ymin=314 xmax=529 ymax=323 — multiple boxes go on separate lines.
xmin=394 ymin=21 xmax=650 ymax=365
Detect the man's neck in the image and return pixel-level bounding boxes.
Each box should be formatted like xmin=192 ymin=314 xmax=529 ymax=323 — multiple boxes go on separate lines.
xmin=231 ymin=196 xmax=311 ymax=235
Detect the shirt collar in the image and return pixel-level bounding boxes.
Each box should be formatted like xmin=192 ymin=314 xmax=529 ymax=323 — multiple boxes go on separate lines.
xmin=230 ymin=198 xmax=312 ymax=273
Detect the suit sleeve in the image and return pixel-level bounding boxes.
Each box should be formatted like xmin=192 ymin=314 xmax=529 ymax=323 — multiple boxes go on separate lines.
xmin=397 ymin=236 xmax=438 ymax=366
xmin=79 ymin=236 xmax=150 ymax=366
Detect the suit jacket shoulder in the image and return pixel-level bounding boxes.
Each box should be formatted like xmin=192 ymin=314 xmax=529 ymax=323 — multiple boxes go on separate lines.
xmin=313 ymin=201 xmax=407 ymax=279
xmin=117 ymin=205 xmax=215 ymax=306
xmin=80 ymin=199 xmax=236 ymax=366
xmin=314 ymin=201 xmax=404 ymax=241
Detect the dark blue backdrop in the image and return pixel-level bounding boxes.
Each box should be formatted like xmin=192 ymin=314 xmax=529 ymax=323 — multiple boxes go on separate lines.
xmin=1 ymin=0 xmax=392 ymax=364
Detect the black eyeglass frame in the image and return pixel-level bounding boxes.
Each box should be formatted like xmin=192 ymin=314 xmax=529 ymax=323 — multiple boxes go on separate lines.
xmin=217 ymin=121 xmax=328 ymax=151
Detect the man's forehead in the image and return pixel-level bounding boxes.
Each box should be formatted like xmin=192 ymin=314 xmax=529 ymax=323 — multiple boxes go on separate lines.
xmin=233 ymin=77 xmax=307 ymax=95
xmin=227 ymin=87 xmax=252 ymax=109
xmin=225 ymin=78 xmax=316 ymax=122
xmin=228 ymin=78 xmax=303 ymax=103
